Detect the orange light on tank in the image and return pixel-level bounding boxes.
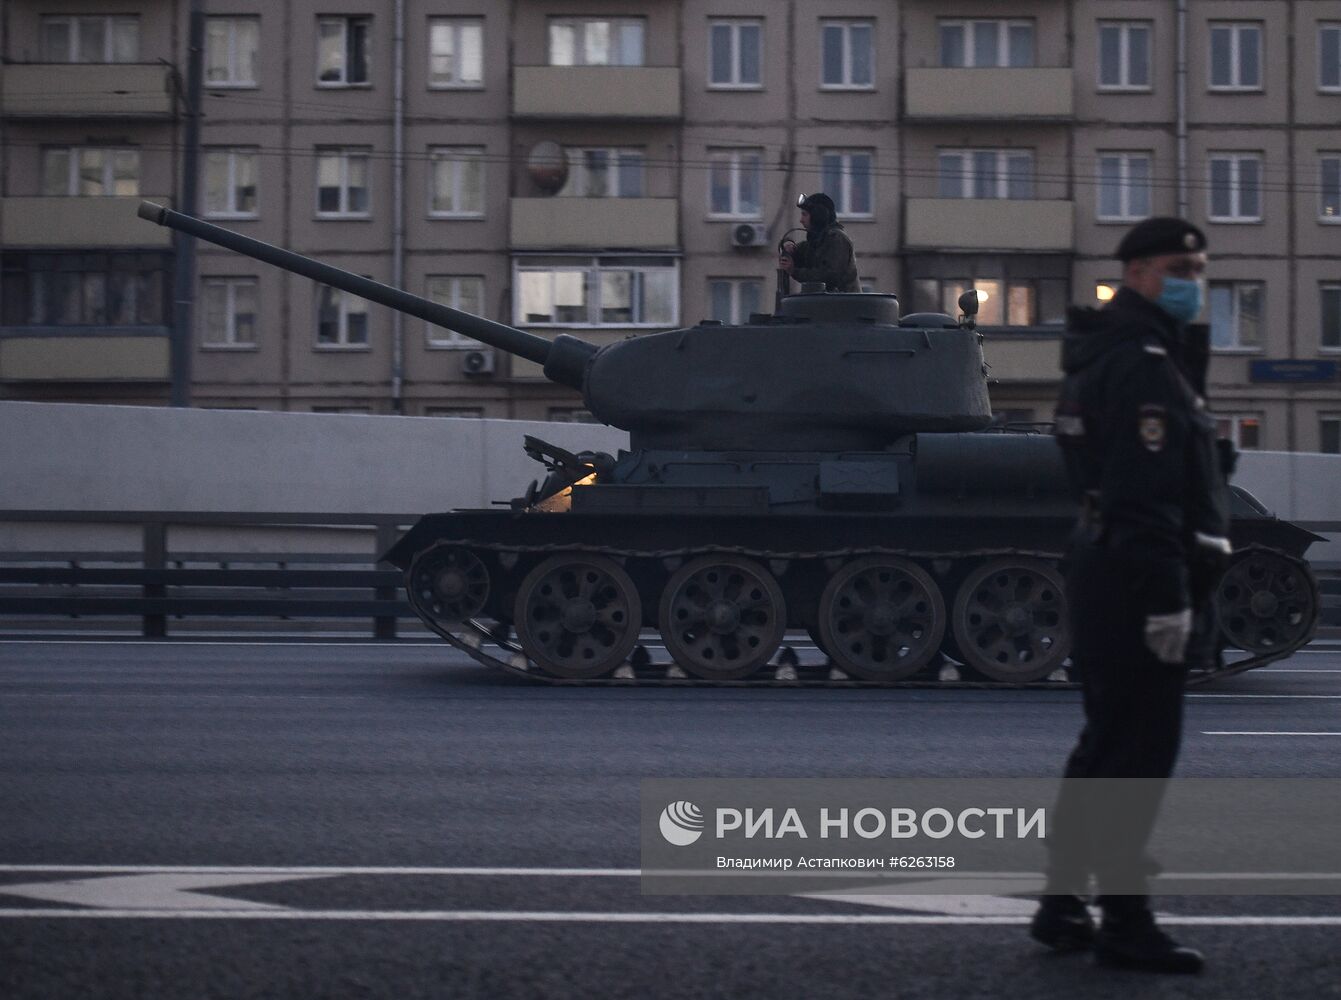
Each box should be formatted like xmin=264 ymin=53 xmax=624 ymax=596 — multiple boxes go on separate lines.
xmin=1095 ymin=283 xmax=1118 ymax=303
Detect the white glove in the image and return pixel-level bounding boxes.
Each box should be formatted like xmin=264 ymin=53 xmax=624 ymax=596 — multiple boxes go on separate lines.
xmin=1144 ymin=609 xmax=1193 ymax=665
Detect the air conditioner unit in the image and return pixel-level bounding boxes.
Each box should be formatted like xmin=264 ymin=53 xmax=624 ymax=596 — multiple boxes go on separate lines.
xmin=462 ymin=349 xmax=496 ymax=376
xmin=731 ymin=223 xmax=768 ymax=248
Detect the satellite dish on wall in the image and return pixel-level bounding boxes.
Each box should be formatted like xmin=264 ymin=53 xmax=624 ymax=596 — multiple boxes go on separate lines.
xmin=527 ymin=141 xmax=568 ymax=195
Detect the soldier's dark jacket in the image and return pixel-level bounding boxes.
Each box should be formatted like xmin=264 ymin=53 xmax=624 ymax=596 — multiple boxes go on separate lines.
xmin=790 ymin=223 xmax=860 ymax=293
xmin=1053 ymin=286 xmax=1231 ymax=616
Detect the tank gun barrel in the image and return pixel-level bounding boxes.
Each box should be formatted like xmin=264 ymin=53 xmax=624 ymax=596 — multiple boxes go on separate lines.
xmin=137 ymin=202 xmax=594 ymax=387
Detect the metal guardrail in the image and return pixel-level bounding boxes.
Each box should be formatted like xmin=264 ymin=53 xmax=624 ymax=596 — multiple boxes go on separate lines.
xmin=1 ymin=511 xmax=1338 ymax=639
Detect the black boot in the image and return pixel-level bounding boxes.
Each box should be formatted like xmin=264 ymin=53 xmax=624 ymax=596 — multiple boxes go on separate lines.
xmin=1030 ymin=894 xmax=1095 ymax=951
xmin=1094 ymin=905 xmax=1203 ymax=974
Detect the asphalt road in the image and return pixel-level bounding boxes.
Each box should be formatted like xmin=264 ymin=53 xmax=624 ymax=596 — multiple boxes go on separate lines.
xmin=1 ymin=639 xmax=1339 ymax=1000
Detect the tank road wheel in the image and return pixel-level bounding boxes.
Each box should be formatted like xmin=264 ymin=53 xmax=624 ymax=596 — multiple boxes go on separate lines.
xmin=951 ymin=558 xmax=1070 ymax=682
xmin=408 ymin=545 xmax=490 ymax=624
xmin=513 ymin=554 xmax=641 ymax=679
xmin=1214 ymin=550 xmax=1316 ymax=653
xmin=659 ymin=555 xmax=786 ymax=680
xmin=817 ymin=557 xmax=946 ymax=681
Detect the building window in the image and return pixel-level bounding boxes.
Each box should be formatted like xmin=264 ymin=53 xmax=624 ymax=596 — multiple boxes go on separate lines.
xmin=425 ymin=275 xmax=484 ymax=347
xmin=1097 ymin=20 xmax=1151 ymax=90
xmin=910 ymin=276 xmax=1066 ymax=328
xmin=428 ymin=147 xmax=484 ymax=217
xmin=548 ymin=18 xmax=644 ymax=66
xmin=1215 ymin=414 xmax=1261 ymax=450
xmin=41 ymin=148 xmax=138 ymax=197
xmin=1321 ymin=416 xmax=1341 ymax=454
xmin=426 ymin=407 xmax=484 ymax=418
xmin=201 ymin=277 xmax=257 ymax=348
xmin=1208 ymin=153 xmax=1262 ymax=222
xmin=1208 ymin=282 xmax=1263 ymax=350
xmin=1322 ymin=24 xmax=1341 ymax=91
xmin=708 ymin=279 xmax=762 ymax=325
xmin=939 ymin=19 xmax=1033 ymax=68
xmin=820 ymin=150 xmax=873 ymax=217
xmin=515 ymin=258 xmax=678 ymax=328
xmin=317 ymin=16 xmax=371 ymax=86
xmin=316 ymin=149 xmax=370 ymax=217
xmin=203 ymin=149 xmax=258 ymax=218
xmin=710 ymin=19 xmax=762 ymax=88
xmin=205 ymin=17 xmax=258 ymax=87
xmin=428 ymin=17 xmax=483 ymax=88
xmin=820 ymin=20 xmax=873 ymax=89
xmin=1209 ymin=22 xmax=1262 ymax=91
xmin=1097 ymin=152 xmax=1152 ymax=221
xmin=1323 ymin=285 xmax=1341 ymax=349
xmin=557 ymin=148 xmax=644 ymax=198
xmin=708 ymin=148 xmax=762 ymax=217
xmin=41 ymin=15 xmax=138 ymax=63
xmin=1322 ymin=156 xmax=1341 ymax=221
xmin=938 ymin=150 xmax=1033 ymax=200
xmin=316 ymin=286 xmax=369 ymax=347
xmin=2 ymin=252 xmax=166 ymax=327
xmin=548 ymin=408 xmax=599 ymax=423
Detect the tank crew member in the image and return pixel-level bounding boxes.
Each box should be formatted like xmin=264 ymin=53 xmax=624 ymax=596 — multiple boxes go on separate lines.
xmin=1030 ymin=216 xmax=1232 ymax=975
xmin=779 ymin=192 xmax=860 ymax=293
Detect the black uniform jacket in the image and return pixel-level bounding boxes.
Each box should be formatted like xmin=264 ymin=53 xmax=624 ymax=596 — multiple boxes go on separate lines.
xmin=790 ymin=223 xmax=860 ymax=292
xmin=1053 ymin=287 xmax=1231 ymax=617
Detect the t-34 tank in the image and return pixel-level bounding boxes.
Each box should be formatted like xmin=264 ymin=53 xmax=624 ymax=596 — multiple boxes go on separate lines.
xmin=140 ymin=203 xmax=1322 ymax=687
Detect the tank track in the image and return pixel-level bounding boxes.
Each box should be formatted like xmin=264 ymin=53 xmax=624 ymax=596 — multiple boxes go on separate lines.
xmin=404 ymin=540 xmax=1318 ymax=690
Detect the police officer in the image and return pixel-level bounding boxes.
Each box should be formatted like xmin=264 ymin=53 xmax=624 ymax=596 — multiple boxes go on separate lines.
xmin=779 ymin=193 xmax=860 ymax=292
xmin=1029 ymin=217 xmax=1233 ymax=974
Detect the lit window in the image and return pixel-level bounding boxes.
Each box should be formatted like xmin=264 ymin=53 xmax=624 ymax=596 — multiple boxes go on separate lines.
xmin=201 ymin=277 xmax=258 ymax=348
xmin=1097 ymin=21 xmax=1151 ymax=90
xmin=425 ymin=275 xmax=484 ymax=347
xmin=203 ymin=148 xmax=258 ymax=217
xmin=428 ymin=18 xmax=483 ymax=88
xmin=1322 ymin=24 xmax=1341 ymax=91
xmin=1097 ymin=152 xmax=1152 ymax=221
xmin=1321 ymin=156 xmax=1341 ymax=221
xmin=708 ymin=148 xmax=762 ymax=217
xmin=819 ymin=150 xmax=874 ymax=217
xmin=41 ymin=148 xmax=139 ymax=197
xmin=205 ymin=17 xmax=259 ymax=87
xmin=548 ymin=18 xmax=644 ymax=66
xmin=820 ymin=20 xmax=873 ymax=89
xmin=939 ymin=19 xmax=1033 ymax=68
xmin=1208 ymin=282 xmax=1263 ymax=350
xmin=557 ymin=149 xmax=644 ymax=198
xmin=911 ymin=276 xmax=1066 ymax=327
xmin=938 ymin=149 xmax=1033 ymax=199
xmin=1209 ymin=22 xmax=1262 ymax=90
xmin=317 ymin=16 xmax=371 ymax=86
xmin=428 ymin=147 xmax=485 ymax=217
xmin=1322 ymin=285 xmax=1341 ymax=349
xmin=316 ymin=285 xmax=370 ymax=347
xmin=41 ymin=15 xmax=138 ymax=63
xmin=710 ymin=19 xmax=762 ymax=88
xmin=316 ymin=149 xmax=370 ymax=216
xmin=515 ymin=258 xmax=678 ymax=328
xmin=708 ymin=279 xmax=763 ymax=325
xmin=1208 ymin=153 xmax=1262 ymax=221
xmin=1214 ymin=414 xmax=1261 ymax=449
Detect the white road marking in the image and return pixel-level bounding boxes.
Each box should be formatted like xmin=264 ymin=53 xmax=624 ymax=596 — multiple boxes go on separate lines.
xmin=1188 ymin=694 xmax=1341 ymax=700
xmin=802 ymin=892 xmax=1038 ymax=916
xmin=1201 ymin=731 xmax=1341 ymax=737
xmin=0 ymin=865 xmax=638 ymax=876
xmin=0 ymin=873 xmax=330 ymax=911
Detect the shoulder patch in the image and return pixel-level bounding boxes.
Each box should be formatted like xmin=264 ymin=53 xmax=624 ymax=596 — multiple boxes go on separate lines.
xmin=1138 ymin=404 xmax=1167 ymax=452
xmin=1142 ymin=342 xmax=1168 ymax=357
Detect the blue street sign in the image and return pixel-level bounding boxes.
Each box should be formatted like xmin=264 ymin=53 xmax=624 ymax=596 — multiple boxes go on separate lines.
xmin=1248 ymin=360 xmax=1339 ymax=383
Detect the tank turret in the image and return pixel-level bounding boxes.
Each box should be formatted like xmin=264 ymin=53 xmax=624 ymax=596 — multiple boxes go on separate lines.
xmin=139 ymin=202 xmax=990 ymax=451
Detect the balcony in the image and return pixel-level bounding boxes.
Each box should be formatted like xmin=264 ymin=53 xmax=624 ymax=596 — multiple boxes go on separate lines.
xmin=979 ymin=333 xmax=1064 ymax=383
xmin=0 ymin=197 xmax=173 ymax=248
xmin=1 ymin=64 xmax=175 ymax=118
xmin=0 ymin=328 xmax=170 ymax=382
xmin=904 ymin=68 xmax=1073 ymax=121
xmin=512 ymin=67 xmax=681 ymax=120
xmin=904 ymin=199 xmax=1074 ymax=251
xmin=510 ymin=198 xmax=678 ymax=250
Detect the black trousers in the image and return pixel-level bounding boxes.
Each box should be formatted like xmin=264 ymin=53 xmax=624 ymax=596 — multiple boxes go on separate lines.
xmin=1045 ymin=543 xmax=1190 ymax=901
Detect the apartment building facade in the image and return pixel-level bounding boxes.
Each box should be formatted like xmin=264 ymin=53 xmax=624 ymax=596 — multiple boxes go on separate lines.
xmin=1 ymin=0 xmax=1339 ymax=450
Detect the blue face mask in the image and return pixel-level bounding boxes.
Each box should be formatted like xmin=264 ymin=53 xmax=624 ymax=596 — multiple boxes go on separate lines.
xmin=1155 ymin=276 xmax=1204 ymax=323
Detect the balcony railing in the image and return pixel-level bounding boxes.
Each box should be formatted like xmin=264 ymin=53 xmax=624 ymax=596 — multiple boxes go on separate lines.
xmin=510 ymin=197 xmax=678 ymax=250
xmin=512 ymin=66 xmax=681 ymax=119
xmin=904 ymin=198 xmax=1074 ymax=251
xmin=904 ymin=68 xmax=1073 ymax=120
xmin=0 ymin=197 xmax=174 ymax=248
xmin=0 ymin=63 xmax=175 ymax=118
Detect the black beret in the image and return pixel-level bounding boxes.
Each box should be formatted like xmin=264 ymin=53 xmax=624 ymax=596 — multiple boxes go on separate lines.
xmin=1115 ymin=216 xmax=1207 ymax=261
